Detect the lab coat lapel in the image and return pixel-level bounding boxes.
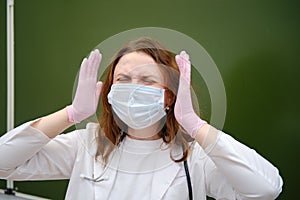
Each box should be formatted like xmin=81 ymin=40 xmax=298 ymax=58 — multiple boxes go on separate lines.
xmin=151 ymin=162 xmax=181 ymax=200
xmin=93 ymin=157 xmax=118 ymax=199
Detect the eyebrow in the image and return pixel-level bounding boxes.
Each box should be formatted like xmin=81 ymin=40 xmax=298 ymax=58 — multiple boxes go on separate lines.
xmin=140 ymin=75 xmax=160 ymax=80
xmin=115 ymin=73 xmax=160 ymax=80
xmin=115 ymin=73 xmax=130 ymax=78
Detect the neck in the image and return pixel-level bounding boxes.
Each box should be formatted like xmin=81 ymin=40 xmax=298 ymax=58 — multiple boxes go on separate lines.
xmin=127 ymin=123 xmax=162 ymax=140
xmin=127 ymin=132 xmax=161 ymax=140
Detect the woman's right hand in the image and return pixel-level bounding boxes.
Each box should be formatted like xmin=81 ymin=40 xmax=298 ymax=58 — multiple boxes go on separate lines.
xmin=66 ymin=49 xmax=103 ymax=123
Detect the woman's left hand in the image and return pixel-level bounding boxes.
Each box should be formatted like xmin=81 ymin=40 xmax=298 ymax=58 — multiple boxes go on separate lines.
xmin=174 ymin=51 xmax=207 ymax=137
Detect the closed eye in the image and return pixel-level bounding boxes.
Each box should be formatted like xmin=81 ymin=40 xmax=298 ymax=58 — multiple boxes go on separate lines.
xmin=116 ymin=74 xmax=131 ymax=83
xmin=141 ymin=76 xmax=158 ymax=85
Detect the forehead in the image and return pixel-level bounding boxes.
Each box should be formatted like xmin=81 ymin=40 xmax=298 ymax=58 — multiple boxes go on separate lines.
xmin=114 ymin=51 xmax=162 ymax=77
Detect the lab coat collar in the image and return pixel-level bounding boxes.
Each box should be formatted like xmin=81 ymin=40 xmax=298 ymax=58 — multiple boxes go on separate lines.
xmin=91 ymin=133 xmax=183 ymax=200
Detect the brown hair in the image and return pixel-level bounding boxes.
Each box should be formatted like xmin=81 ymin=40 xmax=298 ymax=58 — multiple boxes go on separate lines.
xmin=97 ymin=37 xmax=190 ymax=164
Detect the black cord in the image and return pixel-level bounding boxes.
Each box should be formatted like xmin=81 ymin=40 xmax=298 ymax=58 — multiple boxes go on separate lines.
xmin=184 ymin=160 xmax=193 ymax=200
xmin=120 ymin=131 xmax=127 ymax=142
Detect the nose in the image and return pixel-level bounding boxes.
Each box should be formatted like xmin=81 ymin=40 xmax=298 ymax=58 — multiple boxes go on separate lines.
xmin=131 ymin=78 xmax=140 ymax=85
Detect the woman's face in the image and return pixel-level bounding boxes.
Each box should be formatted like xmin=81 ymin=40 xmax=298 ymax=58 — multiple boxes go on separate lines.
xmin=113 ymin=51 xmax=164 ymax=88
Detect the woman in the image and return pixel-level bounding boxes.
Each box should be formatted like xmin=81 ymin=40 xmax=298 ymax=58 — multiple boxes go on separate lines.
xmin=0 ymin=38 xmax=283 ymax=199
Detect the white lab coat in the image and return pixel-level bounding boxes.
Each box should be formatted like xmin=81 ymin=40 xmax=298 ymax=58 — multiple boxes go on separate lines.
xmin=0 ymin=121 xmax=283 ymax=200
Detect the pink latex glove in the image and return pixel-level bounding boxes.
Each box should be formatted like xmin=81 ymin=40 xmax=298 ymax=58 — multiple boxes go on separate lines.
xmin=174 ymin=51 xmax=207 ymax=137
xmin=66 ymin=49 xmax=103 ymax=123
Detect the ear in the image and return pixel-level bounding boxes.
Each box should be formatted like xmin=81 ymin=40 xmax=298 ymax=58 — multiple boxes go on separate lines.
xmin=164 ymin=89 xmax=175 ymax=107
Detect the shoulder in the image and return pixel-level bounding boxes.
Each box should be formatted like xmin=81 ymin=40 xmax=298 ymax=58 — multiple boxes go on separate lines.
xmin=73 ymin=122 xmax=100 ymax=145
xmin=188 ymin=141 xmax=206 ymax=160
xmin=53 ymin=122 xmax=100 ymax=149
xmin=188 ymin=129 xmax=226 ymax=161
xmin=187 ymin=141 xmax=216 ymax=170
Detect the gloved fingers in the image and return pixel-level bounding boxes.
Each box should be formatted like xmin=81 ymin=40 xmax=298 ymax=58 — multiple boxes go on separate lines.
xmin=95 ymin=81 xmax=103 ymax=101
xmin=175 ymin=51 xmax=191 ymax=82
xmin=79 ymin=52 xmax=94 ymax=81
xmin=85 ymin=50 xmax=95 ymax=76
xmin=179 ymin=51 xmax=190 ymax=61
xmin=89 ymin=49 xmax=102 ymax=80
xmin=85 ymin=50 xmax=96 ymax=78
xmin=77 ymin=54 xmax=93 ymax=90
xmin=79 ymin=58 xmax=88 ymax=79
xmin=79 ymin=50 xmax=102 ymax=81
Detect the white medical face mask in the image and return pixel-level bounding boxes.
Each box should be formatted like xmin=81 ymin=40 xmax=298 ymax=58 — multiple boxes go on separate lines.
xmin=107 ymin=84 xmax=166 ymax=130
